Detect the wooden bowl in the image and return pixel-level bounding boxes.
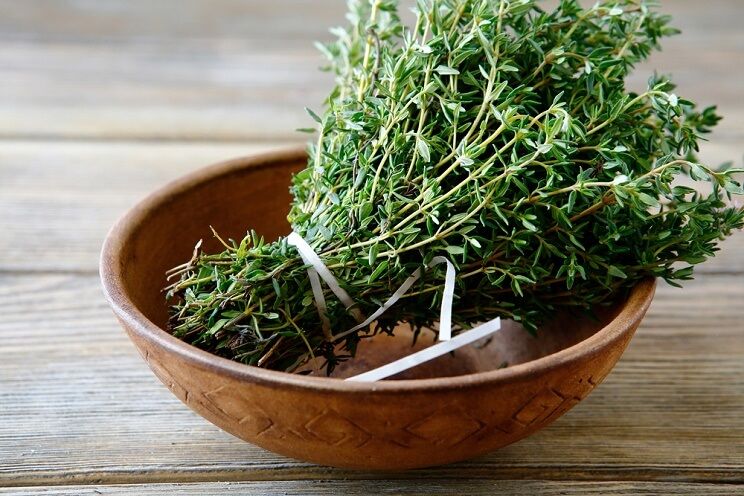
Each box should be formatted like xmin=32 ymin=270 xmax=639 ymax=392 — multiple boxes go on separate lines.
xmin=100 ymin=148 xmax=656 ymax=470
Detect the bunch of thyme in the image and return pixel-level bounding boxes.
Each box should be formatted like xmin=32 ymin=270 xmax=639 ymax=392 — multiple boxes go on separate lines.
xmin=167 ymin=0 xmax=744 ymax=374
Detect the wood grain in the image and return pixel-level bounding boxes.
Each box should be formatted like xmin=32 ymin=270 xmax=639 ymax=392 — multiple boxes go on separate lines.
xmin=0 ymin=274 xmax=741 ymax=486
xmin=0 ymin=141 xmax=286 ymax=273
xmin=0 ymin=1 xmax=741 ymax=142
xmin=1 ymin=481 xmax=742 ymax=496
xmin=0 ymin=0 xmax=345 ymax=142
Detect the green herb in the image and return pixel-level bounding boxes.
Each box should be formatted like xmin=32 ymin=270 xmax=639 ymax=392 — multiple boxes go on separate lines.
xmin=166 ymin=0 xmax=744 ymax=374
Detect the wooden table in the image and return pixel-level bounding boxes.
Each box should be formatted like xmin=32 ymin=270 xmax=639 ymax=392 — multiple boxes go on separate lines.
xmin=1 ymin=1 xmax=742 ymax=494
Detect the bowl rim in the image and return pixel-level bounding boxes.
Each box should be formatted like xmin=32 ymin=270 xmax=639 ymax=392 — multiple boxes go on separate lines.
xmin=100 ymin=147 xmax=656 ymax=394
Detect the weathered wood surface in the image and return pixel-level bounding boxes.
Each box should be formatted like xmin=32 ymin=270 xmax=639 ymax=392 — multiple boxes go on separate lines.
xmin=0 ymin=481 xmax=742 ymax=496
xmin=1 ymin=273 xmax=742 ymax=487
xmin=0 ymin=0 xmax=742 ymax=494
xmin=0 ymin=0 xmax=741 ymax=142
xmin=1 ymin=141 xmax=742 ymax=274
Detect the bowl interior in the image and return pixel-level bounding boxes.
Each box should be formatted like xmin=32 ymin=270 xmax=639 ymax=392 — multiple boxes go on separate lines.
xmin=116 ymin=156 xmax=301 ymax=331
xmin=112 ymin=151 xmax=625 ymax=380
xmin=310 ymin=304 xmax=620 ymax=380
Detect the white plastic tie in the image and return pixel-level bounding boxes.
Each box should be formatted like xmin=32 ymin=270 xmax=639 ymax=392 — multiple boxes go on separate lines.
xmin=346 ymin=318 xmax=502 ymax=382
xmin=286 ymin=232 xmax=503 ymax=381
xmin=287 ymin=232 xmax=364 ymax=324
xmin=331 ymin=256 xmax=456 ymax=342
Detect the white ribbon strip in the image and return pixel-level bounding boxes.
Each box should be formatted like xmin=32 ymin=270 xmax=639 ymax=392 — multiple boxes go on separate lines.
xmin=287 ymin=232 xmax=503 ymax=381
xmin=331 ymin=256 xmax=455 ymax=342
xmin=303 ymin=264 xmax=332 ymax=339
xmin=287 ymin=232 xmax=364 ymax=324
xmin=345 ymin=318 xmax=502 ymax=382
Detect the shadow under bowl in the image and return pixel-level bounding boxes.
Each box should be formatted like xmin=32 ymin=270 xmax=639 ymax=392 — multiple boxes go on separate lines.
xmin=100 ymin=148 xmax=656 ymax=470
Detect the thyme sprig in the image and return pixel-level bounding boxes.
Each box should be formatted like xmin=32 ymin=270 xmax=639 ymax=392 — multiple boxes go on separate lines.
xmin=167 ymin=0 xmax=744 ymax=374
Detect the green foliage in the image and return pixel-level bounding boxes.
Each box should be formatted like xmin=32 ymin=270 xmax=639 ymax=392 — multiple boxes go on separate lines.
xmin=167 ymin=0 xmax=744 ymax=373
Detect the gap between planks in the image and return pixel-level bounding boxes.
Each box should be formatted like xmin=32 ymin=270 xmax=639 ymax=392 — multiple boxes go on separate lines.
xmin=1 ymin=480 xmax=742 ymax=496
xmin=1 ymin=469 xmax=742 ymax=491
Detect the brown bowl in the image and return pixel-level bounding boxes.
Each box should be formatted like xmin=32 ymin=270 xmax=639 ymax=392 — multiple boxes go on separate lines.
xmin=100 ymin=148 xmax=656 ymax=470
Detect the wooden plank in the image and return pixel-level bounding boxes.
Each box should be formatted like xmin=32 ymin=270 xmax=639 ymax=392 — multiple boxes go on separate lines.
xmin=0 ymin=0 xmax=344 ymax=142
xmin=0 ymin=0 xmax=346 ymax=44
xmin=0 ymin=273 xmax=742 ymax=487
xmin=1 ymin=141 xmax=742 ymax=274
xmin=0 ymin=1 xmax=742 ymax=141
xmin=1 ymin=0 xmax=740 ymax=44
xmin=0 ymin=141 xmax=290 ymax=273
xmin=0 ymin=481 xmax=741 ymax=496
xmin=0 ymin=41 xmax=333 ymax=141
